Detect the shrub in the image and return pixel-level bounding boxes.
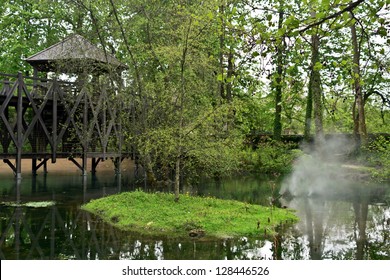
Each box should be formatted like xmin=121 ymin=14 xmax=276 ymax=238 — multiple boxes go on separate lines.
xmin=240 ymin=141 xmax=303 ymax=174
xmin=364 ymin=136 xmax=390 ymax=182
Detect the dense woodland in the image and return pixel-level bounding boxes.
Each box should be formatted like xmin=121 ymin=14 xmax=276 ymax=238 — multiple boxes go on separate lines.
xmin=1 ymin=0 xmax=390 ymax=196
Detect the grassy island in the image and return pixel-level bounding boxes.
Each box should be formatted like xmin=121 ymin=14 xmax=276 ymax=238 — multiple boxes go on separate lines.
xmin=81 ymin=190 xmax=298 ymax=239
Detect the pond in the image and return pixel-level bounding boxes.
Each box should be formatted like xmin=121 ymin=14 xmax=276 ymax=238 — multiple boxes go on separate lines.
xmin=0 ymin=169 xmax=389 ymax=260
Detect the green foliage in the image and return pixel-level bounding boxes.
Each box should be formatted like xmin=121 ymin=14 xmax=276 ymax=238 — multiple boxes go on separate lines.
xmin=184 ymin=131 xmax=245 ymax=180
xmin=0 ymin=0 xmax=68 ymax=73
xmin=240 ymin=141 xmax=302 ymax=174
xmin=365 ymin=104 xmax=390 ymax=133
xmin=1 ymin=0 xmax=389 ymax=187
xmin=363 ymin=136 xmax=390 ymax=181
xmin=82 ymin=190 xmax=298 ymax=239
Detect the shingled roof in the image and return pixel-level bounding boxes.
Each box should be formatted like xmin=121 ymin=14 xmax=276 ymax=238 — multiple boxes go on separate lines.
xmin=25 ymin=34 xmax=128 ymax=73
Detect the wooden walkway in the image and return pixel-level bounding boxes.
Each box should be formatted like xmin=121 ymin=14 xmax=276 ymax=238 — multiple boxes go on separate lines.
xmin=0 ymin=72 xmax=128 ymax=177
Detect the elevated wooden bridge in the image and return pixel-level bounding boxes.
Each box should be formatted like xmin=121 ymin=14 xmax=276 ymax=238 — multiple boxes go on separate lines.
xmin=0 ymin=35 xmax=130 ymax=178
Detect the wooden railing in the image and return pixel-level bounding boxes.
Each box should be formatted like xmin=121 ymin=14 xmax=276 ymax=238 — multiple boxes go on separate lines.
xmin=0 ymin=72 xmax=124 ymax=176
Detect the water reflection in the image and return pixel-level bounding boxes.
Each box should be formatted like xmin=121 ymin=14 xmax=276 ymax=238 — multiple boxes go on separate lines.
xmin=0 ymin=174 xmax=271 ymax=260
xmin=0 ymin=203 xmax=274 ymax=260
xmin=279 ymin=182 xmax=390 ymax=259
xmin=0 ymin=173 xmax=389 ymax=259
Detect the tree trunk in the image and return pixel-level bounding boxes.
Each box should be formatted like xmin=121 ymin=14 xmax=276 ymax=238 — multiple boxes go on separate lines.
xmin=218 ymin=4 xmax=225 ymax=100
xmin=226 ymin=49 xmax=234 ymax=102
xmin=304 ymin=74 xmax=313 ymax=142
xmin=273 ymin=9 xmax=284 ymax=141
xmin=144 ymin=154 xmax=157 ymax=186
xmin=309 ymin=12 xmax=324 ymax=147
xmin=174 ymin=157 xmax=180 ymax=202
xmin=351 ymin=16 xmax=367 ymax=146
xmin=174 ymin=18 xmax=192 ymax=202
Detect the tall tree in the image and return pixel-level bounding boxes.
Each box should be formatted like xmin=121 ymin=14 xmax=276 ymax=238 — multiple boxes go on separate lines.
xmin=273 ymin=6 xmax=285 ymax=141
xmin=310 ymin=11 xmax=324 ymax=145
xmin=350 ymin=12 xmax=368 ymax=145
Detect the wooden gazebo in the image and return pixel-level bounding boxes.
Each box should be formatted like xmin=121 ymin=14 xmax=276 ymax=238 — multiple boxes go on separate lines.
xmin=0 ymin=34 xmax=128 ymax=178
xmin=25 ymin=34 xmax=128 ymax=74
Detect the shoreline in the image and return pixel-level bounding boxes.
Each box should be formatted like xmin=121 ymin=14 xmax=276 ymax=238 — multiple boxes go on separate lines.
xmin=82 ymin=190 xmax=299 ymax=239
xmin=0 ymin=158 xmax=135 ymax=176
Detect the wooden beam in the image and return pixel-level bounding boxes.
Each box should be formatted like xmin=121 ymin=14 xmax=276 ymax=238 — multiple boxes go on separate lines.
xmin=86 ymin=93 xmax=104 ymax=147
xmin=33 ymin=158 xmax=49 ymax=175
xmin=68 ymin=157 xmax=83 ymax=173
xmin=0 ymin=82 xmax=18 ymax=145
xmin=22 ymin=82 xmax=54 ymax=148
xmin=3 ymin=159 xmax=16 ymax=175
xmin=56 ymin=87 xmax=84 ymax=144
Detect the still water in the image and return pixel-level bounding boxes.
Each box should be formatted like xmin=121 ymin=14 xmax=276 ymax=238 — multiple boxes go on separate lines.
xmin=0 ymin=171 xmax=389 ymax=260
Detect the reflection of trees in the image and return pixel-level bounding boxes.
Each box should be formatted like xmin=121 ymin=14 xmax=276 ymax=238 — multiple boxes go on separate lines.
xmin=277 ymin=197 xmax=327 ymax=260
xmin=196 ymin=176 xmax=275 ymax=206
xmin=304 ymin=198 xmax=326 ymax=260
xmin=1 ymin=174 xmax=388 ymax=260
xmin=353 ymin=194 xmax=369 ymax=259
xmin=363 ymin=206 xmax=390 ymax=259
xmin=278 ymin=182 xmax=390 ymax=260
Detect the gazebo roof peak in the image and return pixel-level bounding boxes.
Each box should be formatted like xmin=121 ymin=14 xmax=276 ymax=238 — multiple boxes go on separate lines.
xmin=25 ymin=34 xmax=128 ymax=73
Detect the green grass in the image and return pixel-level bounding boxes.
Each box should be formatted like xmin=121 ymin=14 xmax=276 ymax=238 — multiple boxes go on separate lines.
xmin=81 ymin=190 xmax=298 ymax=239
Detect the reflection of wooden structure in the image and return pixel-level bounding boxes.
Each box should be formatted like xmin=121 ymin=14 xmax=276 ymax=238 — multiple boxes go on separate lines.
xmin=0 ymin=205 xmax=124 ymax=259
xmin=0 ymin=35 xmax=129 ymax=178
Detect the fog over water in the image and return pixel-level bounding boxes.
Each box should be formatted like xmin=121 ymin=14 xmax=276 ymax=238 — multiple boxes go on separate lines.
xmin=1 ymin=139 xmax=389 ymax=259
xmin=277 ymin=136 xmax=390 ymax=259
xmin=280 ymin=136 xmax=360 ymax=198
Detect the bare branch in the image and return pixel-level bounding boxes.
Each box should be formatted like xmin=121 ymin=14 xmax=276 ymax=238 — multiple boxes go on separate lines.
xmin=299 ymin=0 xmax=366 ymax=34
xmin=108 ymin=0 xmax=142 ymax=95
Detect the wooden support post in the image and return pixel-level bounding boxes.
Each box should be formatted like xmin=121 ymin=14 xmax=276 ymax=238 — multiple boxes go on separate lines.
xmin=16 ymin=72 xmax=23 ymax=179
xmin=2 ymin=107 xmax=11 ymax=153
xmin=14 ymin=205 xmax=21 ymax=259
xmin=43 ymin=159 xmax=48 ymax=174
xmin=50 ymin=203 xmax=55 ymax=259
xmin=32 ymin=68 xmax=38 ymax=94
xmin=92 ymin=158 xmax=97 ymax=174
xmin=31 ymin=175 xmax=37 ymax=192
xmin=82 ymin=153 xmax=87 ymax=177
xmin=118 ymin=100 xmax=123 ymax=162
xmin=32 ymin=158 xmax=37 ymax=176
xmin=116 ymin=173 xmax=122 ymax=192
xmin=103 ymin=90 xmax=107 ymax=159
xmin=15 ymin=177 xmax=22 ymax=204
xmin=52 ymin=79 xmax=57 ymax=163
xmin=91 ymin=157 xmax=101 ymax=174
xmin=82 ymin=91 xmax=88 ymax=176
xmin=34 ymin=158 xmax=49 ymax=174
xmin=114 ymin=157 xmax=121 ymax=175
xmin=82 ymin=175 xmax=88 ymax=203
